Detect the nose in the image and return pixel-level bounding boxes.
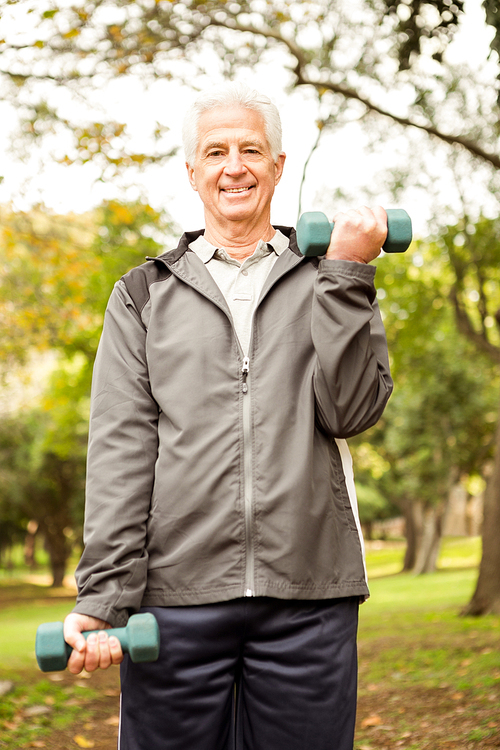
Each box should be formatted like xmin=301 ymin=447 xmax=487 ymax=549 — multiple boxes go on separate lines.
xmin=224 ymin=149 xmax=247 ymax=177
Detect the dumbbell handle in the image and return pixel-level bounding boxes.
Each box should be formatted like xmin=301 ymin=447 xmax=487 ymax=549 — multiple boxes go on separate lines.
xmin=297 ymin=208 xmax=412 ymax=257
xmin=62 ymin=624 xmax=132 ymax=661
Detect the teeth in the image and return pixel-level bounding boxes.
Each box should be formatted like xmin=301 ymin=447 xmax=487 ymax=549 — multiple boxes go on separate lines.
xmin=225 ymin=187 xmax=250 ymax=193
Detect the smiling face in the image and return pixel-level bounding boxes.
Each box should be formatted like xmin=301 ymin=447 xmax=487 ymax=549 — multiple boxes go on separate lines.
xmin=186 ymin=105 xmax=285 ymax=238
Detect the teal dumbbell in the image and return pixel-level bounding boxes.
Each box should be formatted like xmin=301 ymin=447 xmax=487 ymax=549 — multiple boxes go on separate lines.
xmin=296 ymin=209 xmax=412 ymax=257
xmin=35 ymin=612 xmax=160 ymax=672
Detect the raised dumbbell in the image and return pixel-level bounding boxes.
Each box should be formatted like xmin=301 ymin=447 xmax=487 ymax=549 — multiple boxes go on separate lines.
xmin=296 ymin=209 xmax=412 ymax=257
xmin=35 ymin=612 xmax=160 ymax=672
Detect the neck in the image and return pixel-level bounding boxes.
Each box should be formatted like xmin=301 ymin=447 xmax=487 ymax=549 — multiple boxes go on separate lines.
xmin=203 ymin=215 xmax=275 ymax=262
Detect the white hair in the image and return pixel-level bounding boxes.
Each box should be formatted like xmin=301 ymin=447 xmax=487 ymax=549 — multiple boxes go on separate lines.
xmin=182 ymin=82 xmax=283 ymax=166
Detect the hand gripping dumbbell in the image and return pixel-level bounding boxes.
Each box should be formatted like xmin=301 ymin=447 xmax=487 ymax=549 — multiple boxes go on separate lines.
xmin=296 ymin=209 xmax=412 ymax=257
xmin=35 ymin=612 xmax=160 ymax=672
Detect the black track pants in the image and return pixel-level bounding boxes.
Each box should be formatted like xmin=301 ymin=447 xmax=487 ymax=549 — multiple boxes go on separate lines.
xmin=119 ymin=597 xmax=359 ymax=750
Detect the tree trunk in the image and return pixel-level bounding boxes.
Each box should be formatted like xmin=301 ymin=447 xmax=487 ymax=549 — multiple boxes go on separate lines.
xmin=39 ymin=520 xmax=71 ymax=587
xmin=412 ymin=505 xmax=443 ymax=575
xmin=401 ymin=500 xmax=444 ymax=574
xmin=463 ymin=400 xmax=500 ymax=615
xmin=402 ymin=499 xmax=418 ymax=571
xmin=23 ymin=520 xmax=39 ymax=569
xmin=362 ymin=521 xmax=374 ymax=541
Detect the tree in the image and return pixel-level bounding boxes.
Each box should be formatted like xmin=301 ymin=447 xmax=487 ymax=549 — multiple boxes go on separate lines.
xmin=1 ymin=0 xmax=500 ymax=608
xmin=350 ymin=233 xmax=498 ymax=575
xmin=355 ymin=481 xmax=397 ymax=541
xmin=0 ymin=1 xmax=498 ymax=174
xmin=0 ymin=200 xmax=175 ymax=584
xmin=0 ymin=406 xmax=86 ymax=588
xmin=383 ymin=215 xmax=500 ymax=601
xmin=436 ymin=217 xmax=500 ymax=613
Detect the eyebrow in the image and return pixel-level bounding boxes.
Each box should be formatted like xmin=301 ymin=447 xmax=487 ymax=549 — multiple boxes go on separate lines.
xmin=201 ymin=138 xmax=266 ymax=154
xmin=202 ymin=141 xmax=226 ymax=154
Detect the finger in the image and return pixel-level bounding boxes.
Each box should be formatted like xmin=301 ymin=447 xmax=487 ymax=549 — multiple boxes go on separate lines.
xmin=355 ymin=205 xmax=387 ymax=245
xmin=350 ymin=206 xmax=379 ymax=232
xmin=371 ymin=205 xmax=388 ymax=223
xmin=373 ymin=207 xmax=388 ymax=249
xmin=83 ymin=632 xmax=100 ymax=673
xmin=64 ymin=620 xmax=87 ymax=675
xmin=332 ymin=208 xmax=372 ymax=233
xmin=327 ymin=205 xmax=386 ymax=263
xmin=67 ymin=646 xmax=86 ymax=675
xmin=95 ymin=631 xmax=112 ymax=669
xmin=64 ymin=617 xmax=88 ymax=654
xmin=109 ymin=636 xmax=124 ymax=665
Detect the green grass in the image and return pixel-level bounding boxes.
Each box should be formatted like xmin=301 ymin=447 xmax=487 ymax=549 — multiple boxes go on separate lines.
xmin=0 ymin=582 xmax=103 ymax=749
xmin=438 ymin=535 xmax=482 ymax=568
xmin=364 ymin=567 xmax=478 ymax=612
xmin=364 ymin=540 xmax=406 ymax=577
xmin=0 ymin=535 xmax=483 ymax=673
xmin=0 ymin=580 xmax=77 ymax=673
xmin=0 ymin=601 xmax=75 ymax=672
xmin=0 ymin=678 xmax=97 ymax=749
xmin=364 ymin=535 xmax=482 ymax=578
xmin=0 ymin=679 xmax=96 ymax=748
xmin=355 ymin=557 xmax=500 ymax=749
xmin=0 ymin=536 xmax=497 ymax=750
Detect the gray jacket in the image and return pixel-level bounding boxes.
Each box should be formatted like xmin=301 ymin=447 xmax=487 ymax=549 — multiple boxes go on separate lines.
xmin=74 ymin=227 xmax=393 ymax=627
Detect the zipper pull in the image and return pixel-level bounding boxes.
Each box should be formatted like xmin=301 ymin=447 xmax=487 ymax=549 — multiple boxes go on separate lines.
xmin=242 ymin=357 xmax=250 ymax=394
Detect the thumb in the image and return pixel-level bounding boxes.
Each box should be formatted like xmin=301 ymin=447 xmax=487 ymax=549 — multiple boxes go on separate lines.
xmin=72 ymin=634 xmax=87 ymax=653
xmin=64 ymin=616 xmax=89 ymax=652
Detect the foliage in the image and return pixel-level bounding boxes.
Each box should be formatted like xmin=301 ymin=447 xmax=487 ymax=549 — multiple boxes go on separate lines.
xmin=0 ymin=0 xmax=499 ymax=604
xmin=356 ymin=482 xmax=395 ymax=537
xmin=0 ymin=402 xmax=86 ymax=587
xmin=443 ymin=215 xmax=500 ymax=363
xmin=0 ymin=200 xmax=176 ymax=584
xmin=0 ymin=0 xmax=499 ymax=183
xmin=0 ymin=201 xmax=172 ymax=367
xmin=348 ymin=223 xmax=500 ymax=577
xmin=382 ymin=0 xmax=466 ymax=70
xmin=351 ymin=231 xmax=499 ymax=510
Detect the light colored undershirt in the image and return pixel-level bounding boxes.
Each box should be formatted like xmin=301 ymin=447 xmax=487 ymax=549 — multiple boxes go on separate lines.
xmin=189 ymin=229 xmax=290 ymax=356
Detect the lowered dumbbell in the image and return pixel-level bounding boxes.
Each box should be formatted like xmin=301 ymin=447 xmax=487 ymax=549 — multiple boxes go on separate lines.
xmin=35 ymin=612 xmax=160 ymax=672
xmin=296 ymin=209 xmax=412 ymax=257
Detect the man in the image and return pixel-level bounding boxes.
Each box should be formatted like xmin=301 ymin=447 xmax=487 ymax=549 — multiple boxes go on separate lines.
xmin=64 ymin=82 xmax=392 ymax=750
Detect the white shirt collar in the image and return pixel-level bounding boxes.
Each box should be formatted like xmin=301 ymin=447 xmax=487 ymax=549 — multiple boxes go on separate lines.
xmin=189 ymin=229 xmax=289 ymax=265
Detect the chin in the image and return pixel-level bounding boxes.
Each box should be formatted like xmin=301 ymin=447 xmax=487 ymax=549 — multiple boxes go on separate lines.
xmin=220 ymin=207 xmax=257 ymax=222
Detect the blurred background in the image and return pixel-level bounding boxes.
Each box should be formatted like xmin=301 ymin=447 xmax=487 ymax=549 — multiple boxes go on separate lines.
xmin=0 ymin=1 xmax=499 ymax=748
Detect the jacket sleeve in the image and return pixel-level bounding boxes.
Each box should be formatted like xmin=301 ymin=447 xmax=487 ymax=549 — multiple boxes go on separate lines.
xmin=311 ymin=258 xmax=393 ymax=439
xmin=73 ymin=280 xmax=159 ymax=627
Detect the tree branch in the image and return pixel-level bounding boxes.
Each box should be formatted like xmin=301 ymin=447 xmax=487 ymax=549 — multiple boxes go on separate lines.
xmin=297 ymin=122 xmax=324 ymax=221
xmin=297 ymin=76 xmax=500 ymax=171
xmin=449 ymin=285 xmax=500 ymax=363
xmin=212 ymin=16 xmax=500 ymax=171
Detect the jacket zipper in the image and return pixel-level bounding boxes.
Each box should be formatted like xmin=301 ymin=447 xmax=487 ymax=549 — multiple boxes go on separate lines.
xmin=150 ymin=255 xmax=304 ymax=599
xmin=241 ymin=356 xmax=254 ymax=597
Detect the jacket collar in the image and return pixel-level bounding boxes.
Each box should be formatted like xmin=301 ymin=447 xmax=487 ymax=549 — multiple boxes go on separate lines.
xmin=154 ymin=226 xmax=302 ymax=265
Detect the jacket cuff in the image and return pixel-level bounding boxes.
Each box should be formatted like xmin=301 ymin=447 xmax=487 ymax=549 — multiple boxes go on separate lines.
xmin=71 ymin=603 xmax=130 ymax=629
xmin=318 ymin=257 xmax=377 ymax=281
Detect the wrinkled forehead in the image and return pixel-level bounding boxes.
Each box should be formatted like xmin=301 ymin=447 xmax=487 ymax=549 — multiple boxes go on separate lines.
xmin=196 ymin=105 xmax=269 ymax=152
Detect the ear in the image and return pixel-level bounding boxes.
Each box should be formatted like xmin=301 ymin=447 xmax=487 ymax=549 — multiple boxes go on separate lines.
xmin=274 ymin=153 xmax=286 ymax=186
xmin=186 ymin=162 xmax=198 ymax=192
